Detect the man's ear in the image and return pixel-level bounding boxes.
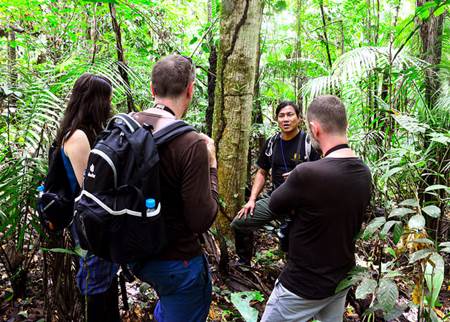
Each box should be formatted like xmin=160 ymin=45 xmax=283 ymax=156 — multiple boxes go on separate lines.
xmin=150 ymin=82 xmax=156 ymax=97
xmin=186 ymin=81 xmax=195 ymax=99
xmin=309 ymin=121 xmax=320 ymax=137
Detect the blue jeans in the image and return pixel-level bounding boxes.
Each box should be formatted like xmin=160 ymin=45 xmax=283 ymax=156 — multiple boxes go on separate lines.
xmin=130 ymin=254 xmax=212 ymax=322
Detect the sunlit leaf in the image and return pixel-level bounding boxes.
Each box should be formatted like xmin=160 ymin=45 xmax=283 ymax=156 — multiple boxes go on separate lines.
xmin=230 ymin=291 xmax=264 ymax=322
xmin=398 ymin=199 xmax=419 ymax=207
xmin=425 ymin=184 xmax=450 ymax=194
xmin=409 ymin=249 xmax=434 ymax=263
xmin=408 ymin=214 xmax=426 ymax=229
xmin=425 ymin=253 xmax=445 ymax=307
xmin=363 ymin=217 xmax=386 ymax=240
xmin=422 ymin=205 xmax=441 ymax=218
xmin=389 ymin=207 xmax=415 ymax=218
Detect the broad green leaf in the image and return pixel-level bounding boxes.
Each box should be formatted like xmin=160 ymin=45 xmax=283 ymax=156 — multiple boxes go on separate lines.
xmin=335 ymin=266 xmax=368 ymax=293
xmin=433 ymin=3 xmax=449 ymax=16
xmin=399 ymin=199 xmax=419 ymax=207
xmin=356 ymin=278 xmax=377 ymax=299
xmin=363 ymin=216 xmax=386 ymax=240
xmin=425 ymin=253 xmax=444 ymax=307
xmin=230 ymin=291 xmax=264 ymax=322
xmin=380 ymin=220 xmax=400 ymax=238
xmin=385 ymin=247 xmax=397 ymax=258
xmin=409 ymin=249 xmax=434 ymax=263
xmin=381 ymin=167 xmax=402 ymax=181
xmin=376 ymin=279 xmax=398 ymax=312
xmin=408 ymin=214 xmax=426 ymax=229
xmin=389 ymin=207 xmax=415 ymax=218
xmin=425 ymin=184 xmax=450 ymax=193
xmin=410 ymin=238 xmax=435 ymax=245
xmin=393 ymin=223 xmax=403 ymax=244
xmin=422 ymin=205 xmax=441 ymax=218
xmin=274 ymin=0 xmax=288 ymax=11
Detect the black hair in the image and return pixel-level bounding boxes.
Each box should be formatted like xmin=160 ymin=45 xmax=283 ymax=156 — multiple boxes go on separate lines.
xmin=55 ymin=73 xmax=112 ymax=147
xmin=275 ymin=101 xmax=301 ymax=117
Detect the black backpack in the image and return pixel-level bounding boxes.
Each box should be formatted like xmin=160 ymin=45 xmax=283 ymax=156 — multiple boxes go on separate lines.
xmin=265 ymin=130 xmax=312 ymax=165
xmin=73 ymin=113 xmax=195 ymax=264
xmin=37 ymin=142 xmax=80 ymax=232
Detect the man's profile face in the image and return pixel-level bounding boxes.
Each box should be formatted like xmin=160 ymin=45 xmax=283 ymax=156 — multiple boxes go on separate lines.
xmin=277 ymin=105 xmax=300 ymax=134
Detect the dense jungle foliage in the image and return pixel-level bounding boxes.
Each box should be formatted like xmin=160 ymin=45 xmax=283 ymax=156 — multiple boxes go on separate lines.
xmin=0 ymin=0 xmax=448 ymax=321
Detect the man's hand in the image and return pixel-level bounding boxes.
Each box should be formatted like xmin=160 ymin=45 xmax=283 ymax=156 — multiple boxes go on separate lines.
xmin=237 ymin=199 xmax=256 ymax=220
xmin=199 ymin=133 xmax=217 ymax=168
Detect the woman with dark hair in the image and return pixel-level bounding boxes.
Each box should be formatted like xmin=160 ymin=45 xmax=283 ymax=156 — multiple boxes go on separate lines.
xmin=56 ymin=73 xmax=120 ymax=322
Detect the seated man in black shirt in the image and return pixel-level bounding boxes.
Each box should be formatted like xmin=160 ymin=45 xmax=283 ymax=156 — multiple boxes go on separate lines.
xmin=261 ymin=95 xmax=372 ymax=322
xmin=231 ymin=101 xmax=320 ymax=265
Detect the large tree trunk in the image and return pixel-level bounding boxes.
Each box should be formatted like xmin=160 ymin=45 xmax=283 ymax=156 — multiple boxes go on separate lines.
xmin=109 ymin=3 xmax=135 ymax=113
xmin=416 ymin=0 xmax=445 ymax=108
xmin=416 ymin=1 xmax=446 ymax=238
xmin=212 ymin=0 xmax=263 ymax=243
xmin=205 ymin=0 xmax=217 ymax=136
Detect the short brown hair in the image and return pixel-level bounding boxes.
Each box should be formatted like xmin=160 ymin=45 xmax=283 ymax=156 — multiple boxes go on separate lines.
xmin=307 ymin=95 xmax=347 ymax=134
xmin=151 ymin=55 xmax=195 ymax=98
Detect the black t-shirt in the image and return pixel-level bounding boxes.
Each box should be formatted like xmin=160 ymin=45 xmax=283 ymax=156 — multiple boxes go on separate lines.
xmin=257 ymin=131 xmax=320 ymax=190
xmin=269 ymin=157 xmax=372 ymax=299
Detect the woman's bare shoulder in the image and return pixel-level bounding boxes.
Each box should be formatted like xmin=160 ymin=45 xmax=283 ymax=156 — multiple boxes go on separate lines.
xmin=64 ymin=129 xmax=90 ymax=152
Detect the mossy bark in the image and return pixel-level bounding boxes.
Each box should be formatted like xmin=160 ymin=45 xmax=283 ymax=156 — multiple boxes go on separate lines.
xmin=212 ymin=0 xmax=263 ymax=239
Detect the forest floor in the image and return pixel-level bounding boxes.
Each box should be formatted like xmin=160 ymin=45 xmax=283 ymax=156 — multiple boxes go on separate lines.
xmin=1 ymin=229 xmax=449 ymax=322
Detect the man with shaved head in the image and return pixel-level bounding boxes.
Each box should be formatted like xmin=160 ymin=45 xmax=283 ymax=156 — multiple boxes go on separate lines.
xmin=261 ymin=95 xmax=372 ymax=322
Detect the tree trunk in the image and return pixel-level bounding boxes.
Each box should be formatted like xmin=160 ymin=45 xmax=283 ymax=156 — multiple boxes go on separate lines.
xmin=212 ymin=0 xmax=263 ymax=241
xmin=109 ymin=3 xmax=135 ymax=113
xmin=205 ymin=0 xmax=217 ymax=137
xmin=416 ymin=0 xmax=445 ymax=108
xmin=319 ymin=0 xmax=332 ymax=69
xmin=415 ymin=1 xmax=446 ymax=236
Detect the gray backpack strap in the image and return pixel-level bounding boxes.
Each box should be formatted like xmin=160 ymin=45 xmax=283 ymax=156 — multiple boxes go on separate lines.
xmin=265 ymin=132 xmax=280 ymax=157
xmin=106 ymin=113 xmax=141 ymax=133
xmin=304 ymin=133 xmax=311 ymax=161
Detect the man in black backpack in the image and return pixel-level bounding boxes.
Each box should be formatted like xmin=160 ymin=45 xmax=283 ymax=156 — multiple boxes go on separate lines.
xmin=231 ymin=101 xmax=320 ymax=265
xmin=130 ymin=55 xmax=218 ymax=322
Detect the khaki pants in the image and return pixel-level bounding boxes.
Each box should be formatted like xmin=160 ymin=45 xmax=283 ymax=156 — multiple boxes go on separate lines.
xmin=261 ymin=280 xmax=349 ymax=322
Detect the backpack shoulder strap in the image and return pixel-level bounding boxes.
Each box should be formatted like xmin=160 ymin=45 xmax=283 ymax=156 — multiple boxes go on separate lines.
xmin=106 ymin=113 xmax=141 ymax=133
xmin=265 ymin=132 xmax=280 ymax=158
xmin=153 ymin=121 xmax=196 ymax=145
xmin=304 ymin=133 xmax=311 ymax=161
xmin=295 ymin=131 xmax=305 ymax=165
